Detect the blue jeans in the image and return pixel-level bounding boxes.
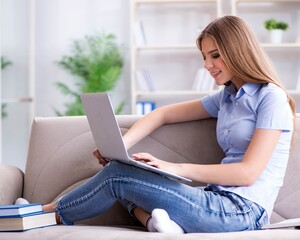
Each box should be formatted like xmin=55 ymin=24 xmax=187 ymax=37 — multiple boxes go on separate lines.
xmin=56 ymin=161 xmax=267 ymax=233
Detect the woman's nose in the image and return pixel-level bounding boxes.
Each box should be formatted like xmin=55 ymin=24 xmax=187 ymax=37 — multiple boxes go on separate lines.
xmin=204 ymin=60 xmax=213 ymax=70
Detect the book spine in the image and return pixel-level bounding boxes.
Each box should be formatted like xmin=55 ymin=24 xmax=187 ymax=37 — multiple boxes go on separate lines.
xmin=134 ymin=21 xmax=147 ymax=46
xmin=142 ymin=69 xmax=155 ymax=92
xmin=136 ymin=101 xmax=156 ymax=115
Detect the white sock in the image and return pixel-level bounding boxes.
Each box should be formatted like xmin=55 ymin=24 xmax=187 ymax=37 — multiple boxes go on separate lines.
xmin=151 ymin=209 xmax=184 ymax=234
xmin=14 ymin=198 xmax=29 ymax=205
xmin=146 ymin=217 xmax=157 ymax=232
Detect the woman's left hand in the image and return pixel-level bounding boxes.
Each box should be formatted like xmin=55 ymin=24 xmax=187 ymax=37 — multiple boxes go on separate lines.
xmin=93 ymin=148 xmax=110 ymax=166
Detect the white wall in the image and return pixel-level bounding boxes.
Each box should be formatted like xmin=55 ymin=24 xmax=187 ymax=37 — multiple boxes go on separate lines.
xmin=35 ymin=0 xmax=131 ymax=116
xmin=1 ymin=0 xmax=131 ymax=170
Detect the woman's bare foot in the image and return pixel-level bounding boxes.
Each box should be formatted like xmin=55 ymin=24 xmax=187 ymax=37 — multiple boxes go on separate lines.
xmin=42 ymin=202 xmax=56 ymax=212
xmin=43 ymin=202 xmax=62 ymax=224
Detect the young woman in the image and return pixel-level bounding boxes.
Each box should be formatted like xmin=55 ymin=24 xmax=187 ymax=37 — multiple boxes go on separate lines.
xmin=43 ymin=16 xmax=295 ymax=233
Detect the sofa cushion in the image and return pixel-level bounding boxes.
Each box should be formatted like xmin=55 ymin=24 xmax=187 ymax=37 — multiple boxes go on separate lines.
xmin=22 ymin=115 xmax=300 ymax=227
xmin=24 ymin=117 xmax=101 ymax=204
xmin=0 ymin=225 xmax=299 ymax=240
xmin=271 ymin=119 xmax=300 ymax=222
xmin=0 ymin=165 xmax=23 ymax=205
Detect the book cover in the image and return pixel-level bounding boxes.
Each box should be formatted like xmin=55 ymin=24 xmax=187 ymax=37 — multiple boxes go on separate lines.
xmin=0 ymin=212 xmax=56 ymax=231
xmin=262 ymin=218 xmax=300 ymax=229
xmin=136 ymin=70 xmax=149 ymax=91
xmin=135 ymin=69 xmax=156 ymax=92
xmin=142 ymin=69 xmax=156 ymax=92
xmin=136 ymin=101 xmax=156 ymax=115
xmin=0 ymin=204 xmax=42 ymax=217
xmin=134 ymin=21 xmax=147 ymax=46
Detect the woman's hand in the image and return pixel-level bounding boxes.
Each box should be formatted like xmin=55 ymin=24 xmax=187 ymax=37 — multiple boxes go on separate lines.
xmin=132 ymin=152 xmax=173 ymax=171
xmin=93 ymin=148 xmax=110 ymax=166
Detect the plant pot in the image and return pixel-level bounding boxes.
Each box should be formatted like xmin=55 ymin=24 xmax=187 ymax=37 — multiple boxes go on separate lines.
xmin=270 ymin=29 xmax=283 ymax=44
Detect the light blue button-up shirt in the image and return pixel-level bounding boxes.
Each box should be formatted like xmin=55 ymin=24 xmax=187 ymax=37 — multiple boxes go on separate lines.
xmin=201 ymin=82 xmax=293 ymax=220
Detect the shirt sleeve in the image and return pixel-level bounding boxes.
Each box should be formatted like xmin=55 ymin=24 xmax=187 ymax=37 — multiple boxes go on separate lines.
xmin=200 ymin=90 xmax=223 ymax=118
xmin=256 ymin=89 xmax=293 ymax=132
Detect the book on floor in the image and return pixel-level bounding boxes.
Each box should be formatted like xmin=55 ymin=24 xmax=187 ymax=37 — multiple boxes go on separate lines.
xmin=0 ymin=204 xmax=42 ymax=217
xmin=0 ymin=211 xmax=57 ymax=231
xmin=262 ymin=218 xmax=300 ymax=229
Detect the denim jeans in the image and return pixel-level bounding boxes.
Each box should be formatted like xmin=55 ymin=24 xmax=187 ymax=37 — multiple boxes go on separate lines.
xmin=56 ymin=161 xmax=267 ymax=233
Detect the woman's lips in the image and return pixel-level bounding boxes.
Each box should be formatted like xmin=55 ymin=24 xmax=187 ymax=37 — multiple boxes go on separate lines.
xmin=211 ymin=70 xmax=221 ymax=78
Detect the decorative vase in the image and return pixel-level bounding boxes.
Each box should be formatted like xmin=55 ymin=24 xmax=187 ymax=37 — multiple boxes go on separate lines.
xmin=270 ymin=29 xmax=283 ymax=44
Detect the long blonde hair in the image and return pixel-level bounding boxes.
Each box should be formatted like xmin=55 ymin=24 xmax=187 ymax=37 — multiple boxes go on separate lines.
xmin=197 ymin=15 xmax=296 ymax=119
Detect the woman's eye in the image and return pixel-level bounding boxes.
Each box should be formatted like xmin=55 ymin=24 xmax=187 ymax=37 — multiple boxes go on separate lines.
xmin=212 ymin=53 xmax=220 ymax=59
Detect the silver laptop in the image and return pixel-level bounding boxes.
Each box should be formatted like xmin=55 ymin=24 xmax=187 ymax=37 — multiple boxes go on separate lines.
xmin=80 ymin=92 xmax=192 ymax=182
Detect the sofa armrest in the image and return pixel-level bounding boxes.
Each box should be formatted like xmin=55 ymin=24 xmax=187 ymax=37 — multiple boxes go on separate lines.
xmin=0 ymin=164 xmax=24 ymax=205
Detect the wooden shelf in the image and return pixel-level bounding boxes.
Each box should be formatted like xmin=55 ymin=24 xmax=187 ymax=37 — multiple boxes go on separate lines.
xmin=136 ymin=43 xmax=300 ymax=51
xmin=261 ymin=43 xmax=300 ymax=49
xmin=233 ymin=0 xmax=300 ymax=3
xmin=130 ymin=0 xmax=222 ymax=113
xmin=136 ymin=44 xmax=198 ymax=50
xmin=1 ymin=97 xmax=33 ymax=104
xmin=135 ymin=90 xmax=213 ymax=96
xmin=136 ymin=89 xmax=300 ymax=96
xmin=134 ymin=0 xmax=219 ymax=4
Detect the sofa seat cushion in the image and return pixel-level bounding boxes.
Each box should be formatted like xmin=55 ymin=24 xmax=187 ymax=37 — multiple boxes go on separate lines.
xmin=0 ymin=225 xmax=299 ymax=240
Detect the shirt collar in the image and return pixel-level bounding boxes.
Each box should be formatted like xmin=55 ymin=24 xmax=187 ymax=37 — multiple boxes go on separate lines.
xmin=225 ymin=82 xmax=262 ymax=99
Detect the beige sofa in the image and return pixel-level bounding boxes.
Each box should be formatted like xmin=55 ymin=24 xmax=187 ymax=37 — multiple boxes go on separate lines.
xmin=1 ymin=115 xmax=300 ymax=240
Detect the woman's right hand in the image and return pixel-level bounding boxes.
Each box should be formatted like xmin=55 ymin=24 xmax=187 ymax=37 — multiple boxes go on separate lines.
xmin=93 ymin=148 xmax=110 ymax=166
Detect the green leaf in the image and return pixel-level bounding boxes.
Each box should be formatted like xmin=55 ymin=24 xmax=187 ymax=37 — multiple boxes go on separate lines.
xmin=1 ymin=56 xmax=12 ymax=70
xmin=264 ymin=18 xmax=289 ymax=31
xmin=114 ymin=100 xmax=125 ymax=115
xmin=55 ymin=32 xmax=125 ymax=116
xmin=55 ymin=82 xmax=79 ymax=97
xmin=1 ymin=104 xmax=8 ymax=118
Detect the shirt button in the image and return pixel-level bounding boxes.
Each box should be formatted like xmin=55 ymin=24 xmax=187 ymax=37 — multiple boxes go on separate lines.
xmin=235 ymin=102 xmax=238 ymax=106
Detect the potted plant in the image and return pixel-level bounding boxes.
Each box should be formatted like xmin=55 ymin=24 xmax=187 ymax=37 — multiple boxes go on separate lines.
xmin=55 ymin=32 xmax=125 ymax=116
xmin=264 ymin=18 xmax=288 ymax=44
xmin=1 ymin=56 xmax=12 ymax=118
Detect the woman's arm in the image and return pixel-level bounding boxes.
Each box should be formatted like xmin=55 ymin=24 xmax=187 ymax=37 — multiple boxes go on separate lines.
xmin=123 ymin=99 xmax=211 ymax=150
xmin=94 ymin=99 xmax=211 ymax=166
xmin=133 ymin=128 xmax=282 ymax=186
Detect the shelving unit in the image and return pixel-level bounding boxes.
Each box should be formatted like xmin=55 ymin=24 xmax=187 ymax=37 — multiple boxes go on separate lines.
xmin=231 ymin=0 xmax=300 ymax=95
xmin=130 ymin=0 xmax=300 ymax=113
xmin=130 ymin=0 xmax=222 ymax=113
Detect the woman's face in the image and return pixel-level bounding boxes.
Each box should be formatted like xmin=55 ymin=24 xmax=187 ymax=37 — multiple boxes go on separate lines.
xmin=201 ymin=36 xmax=235 ymax=87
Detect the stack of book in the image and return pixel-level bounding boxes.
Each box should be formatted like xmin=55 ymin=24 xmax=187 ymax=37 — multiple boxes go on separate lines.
xmin=136 ymin=101 xmax=156 ymax=115
xmin=0 ymin=203 xmax=56 ymax=231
